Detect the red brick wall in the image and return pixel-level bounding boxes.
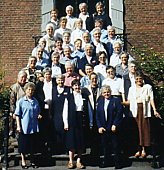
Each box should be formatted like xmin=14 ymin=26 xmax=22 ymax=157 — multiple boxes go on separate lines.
xmin=0 ymin=0 xmax=41 ymax=85
xmin=125 ymin=0 xmax=164 ymax=54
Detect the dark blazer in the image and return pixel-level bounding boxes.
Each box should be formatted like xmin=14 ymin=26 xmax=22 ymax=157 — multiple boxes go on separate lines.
xmin=96 ymin=97 xmax=123 ymax=130
xmin=91 ymin=42 xmax=110 ymax=64
xmin=77 ymin=54 xmax=98 ymax=73
xmin=122 ymin=74 xmax=131 ymax=101
xmin=51 ymin=86 xmax=76 ymax=132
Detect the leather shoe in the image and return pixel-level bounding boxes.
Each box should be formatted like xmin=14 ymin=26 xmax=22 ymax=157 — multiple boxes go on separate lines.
xmin=99 ymin=159 xmax=107 ymax=168
xmin=115 ymin=164 xmax=122 ymax=169
xmin=76 ymin=162 xmax=85 ymax=169
xmin=67 ymin=162 xmax=75 ymax=169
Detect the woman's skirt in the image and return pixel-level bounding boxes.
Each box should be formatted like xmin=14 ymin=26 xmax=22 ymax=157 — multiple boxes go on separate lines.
xmin=136 ymin=103 xmax=150 ymax=147
xmin=18 ymin=132 xmax=40 ymax=154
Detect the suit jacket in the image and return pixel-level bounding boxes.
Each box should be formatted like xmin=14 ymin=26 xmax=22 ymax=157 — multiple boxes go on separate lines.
xmin=96 ymin=97 xmax=123 ymax=130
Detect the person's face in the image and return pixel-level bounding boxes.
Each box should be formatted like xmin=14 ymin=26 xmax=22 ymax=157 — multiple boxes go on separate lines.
xmin=95 ymin=21 xmax=103 ymax=29
xmin=55 ymin=40 xmax=63 ymax=50
xmin=96 ymin=5 xmax=103 ymax=15
xmin=93 ymin=31 xmax=101 ymax=42
xmin=18 ymin=75 xmax=27 ymax=86
xmin=114 ymin=44 xmax=121 ymax=54
xmin=76 ymin=20 xmax=83 ymax=29
xmin=90 ymin=74 xmax=97 ymax=87
xmin=52 ymin=55 xmax=60 ymax=64
xmin=39 ymin=41 xmax=46 ymax=48
xmin=44 ymin=72 xmax=51 ymax=82
xmin=56 ymin=78 xmax=64 ymax=87
xmin=135 ymin=76 xmax=144 ymax=86
xmin=29 ymin=58 xmax=36 ymax=68
xmin=80 ymin=5 xmax=87 ymax=15
xmin=66 ymin=8 xmax=73 ymax=16
xmin=85 ymin=66 xmax=93 ymax=76
xmin=74 ymin=40 xmax=82 ymax=50
xmin=66 ymin=65 xmax=73 ymax=75
xmin=83 ymin=33 xmax=90 ymax=43
xmin=108 ymin=29 xmax=115 ymax=38
xmin=47 ymin=27 xmax=54 ymax=36
xmin=120 ymin=54 xmax=128 ymax=64
xmin=60 ymin=20 xmax=67 ymax=28
xmin=102 ymin=89 xmax=111 ymax=99
xmin=99 ymin=53 xmax=106 ymax=64
xmin=106 ymin=68 xmax=115 ymax=79
xmin=63 ymin=34 xmax=70 ymax=43
xmin=51 ymin=11 xmax=58 ymax=20
xmin=64 ymin=48 xmax=71 ymax=57
xmin=129 ymin=63 xmax=136 ymax=74
xmin=25 ymin=87 xmax=34 ymax=98
xmin=72 ymin=84 xmax=80 ymax=93
xmin=36 ymin=48 xmax=43 ymax=59
xmin=85 ymin=46 xmax=93 ymax=56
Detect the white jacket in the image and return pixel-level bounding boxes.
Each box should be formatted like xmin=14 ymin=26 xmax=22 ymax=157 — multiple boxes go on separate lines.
xmin=128 ymin=84 xmax=154 ymax=118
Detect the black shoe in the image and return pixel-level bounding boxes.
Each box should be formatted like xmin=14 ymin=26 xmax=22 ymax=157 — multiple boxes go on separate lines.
xmin=31 ymin=163 xmax=38 ymax=169
xmin=115 ymin=164 xmax=122 ymax=169
xmin=99 ymin=160 xmax=107 ymax=168
xmin=21 ymin=164 xmax=28 ymax=169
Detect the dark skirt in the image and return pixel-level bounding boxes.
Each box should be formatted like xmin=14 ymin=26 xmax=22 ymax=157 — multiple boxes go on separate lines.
xmin=55 ymin=111 xmax=84 ymax=151
xmin=18 ymin=132 xmax=40 ymax=154
xmin=136 ymin=103 xmax=150 ymax=147
xmin=74 ymin=111 xmax=84 ymax=150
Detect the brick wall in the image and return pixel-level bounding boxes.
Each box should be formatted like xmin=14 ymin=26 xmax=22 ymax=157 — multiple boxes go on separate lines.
xmin=0 ymin=0 xmax=163 ymax=85
xmin=124 ymin=0 xmax=164 ymax=54
xmin=0 ymin=0 xmax=41 ymax=85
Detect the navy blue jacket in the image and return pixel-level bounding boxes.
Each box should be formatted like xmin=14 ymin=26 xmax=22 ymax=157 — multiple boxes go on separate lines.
xmin=96 ymin=97 xmax=123 ymax=130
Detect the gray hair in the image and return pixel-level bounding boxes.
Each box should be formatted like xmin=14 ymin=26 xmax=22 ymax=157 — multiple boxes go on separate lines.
xmin=43 ymin=67 xmax=52 ymax=75
xmin=93 ymin=27 xmax=101 ymax=34
xmin=24 ymin=82 xmax=36 ymax=91
xmin=107 ymin=25 xmax=115 ymax=31
xmin=79 ymin=3 xmax=88 ymax=9
xmin=46 ymin=23 xmax=54 ymax=31
xmin=84 ymin=43 xmax=94 ymax=51
xmin=56 ymin=74 xmax=65 ymax=80
xmin=66 ymin=5 xmax=73 ymax=11
xmin=17 ymin=70 xmax=27 ymax=78
xmin=101 ymin=85 xmax=111 ymax=94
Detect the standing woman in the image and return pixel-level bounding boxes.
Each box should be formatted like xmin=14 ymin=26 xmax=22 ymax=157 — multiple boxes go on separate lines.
xmin=15 ymin=82 xmax=42 ymax=168
xmin=125 ymin=72 xmax=161 ymax=157
xmin=71 ymin=79 xmax=85 ymax=169
xmin=51 ymin=75 xmax=76 ymax=169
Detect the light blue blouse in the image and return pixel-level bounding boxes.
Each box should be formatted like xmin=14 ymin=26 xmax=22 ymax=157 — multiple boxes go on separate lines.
xmin=15 ymin=96 xmax=40 ymax=134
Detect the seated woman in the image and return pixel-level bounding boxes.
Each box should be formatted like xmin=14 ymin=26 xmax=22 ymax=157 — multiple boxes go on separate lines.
xmin=123 ymin=72 xmax=161 ymax=158
xmin=15 ymin=82 xmax=42 ymax=169
xmin=96 ymin=85 xmax=123 ymax=168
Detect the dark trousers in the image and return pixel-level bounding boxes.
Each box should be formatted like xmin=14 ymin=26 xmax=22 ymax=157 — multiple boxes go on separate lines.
xmin=100 ymin=130 xmax=121 ymax=164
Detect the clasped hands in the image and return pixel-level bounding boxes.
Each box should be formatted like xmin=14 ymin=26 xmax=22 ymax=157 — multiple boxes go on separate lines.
xmin=98 ymin=125 xmax=116 ymax=134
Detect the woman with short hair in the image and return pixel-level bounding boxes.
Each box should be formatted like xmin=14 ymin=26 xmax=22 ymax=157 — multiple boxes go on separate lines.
xmin=15 ymin=82 xmax=42 ymax=169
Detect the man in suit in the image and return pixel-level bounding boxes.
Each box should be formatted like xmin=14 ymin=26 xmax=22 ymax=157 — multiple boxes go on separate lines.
xmin=96 ymin=85 xmax=123 ymax=169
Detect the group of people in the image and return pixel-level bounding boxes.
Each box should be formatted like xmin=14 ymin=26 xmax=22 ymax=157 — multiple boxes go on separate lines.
xmin=9 ymin=1 xmax=161 ymax=169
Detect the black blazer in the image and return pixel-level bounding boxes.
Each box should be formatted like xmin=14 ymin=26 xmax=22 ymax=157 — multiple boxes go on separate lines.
xmin=96 ymin=97 xmax=123 ymax=130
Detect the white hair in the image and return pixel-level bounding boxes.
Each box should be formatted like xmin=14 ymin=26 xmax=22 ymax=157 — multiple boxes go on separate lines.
xmin=79 ymin=3 xmax=87 ymax=9
xmin=66 ymin=5 xmax=73 ymax=11
xmin=46 ymin=23 xmax=54 ymax=31
xmin=107 ymin=25 xmax=115 ymax=31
